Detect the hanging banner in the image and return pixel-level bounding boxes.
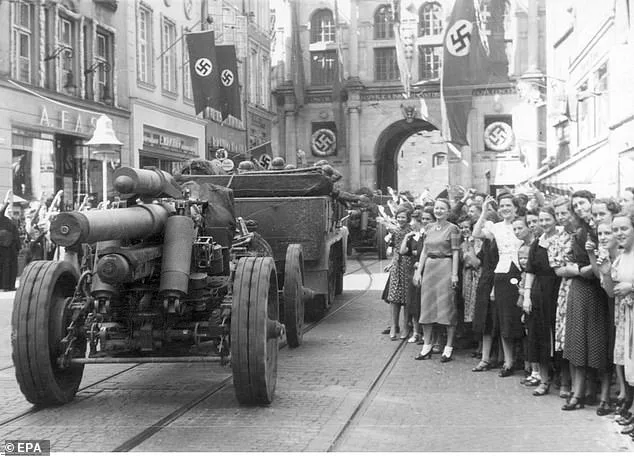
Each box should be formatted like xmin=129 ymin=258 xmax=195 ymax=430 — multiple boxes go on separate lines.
xmin=186 ymin=30 xmax=220 ymax=116
xmin=216 ymin=45 xmax=241 ymax=121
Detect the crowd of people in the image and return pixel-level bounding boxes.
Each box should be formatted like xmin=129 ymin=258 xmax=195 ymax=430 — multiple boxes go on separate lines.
xmin=380 ymin=184 xmax=634 ymax=439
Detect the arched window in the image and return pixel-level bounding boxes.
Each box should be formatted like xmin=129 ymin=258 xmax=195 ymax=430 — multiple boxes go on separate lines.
xmin=374 ymin=4 xmax=394 ymax=40
xmin=432 ymin=152 xmax=447 ymax=168
xmin=310 ymin=9 xmax=336 ymax=43
xmin=419 ymin=2 xmax=443 ymax=37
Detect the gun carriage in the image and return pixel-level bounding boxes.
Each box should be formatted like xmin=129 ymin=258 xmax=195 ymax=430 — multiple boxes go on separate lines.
xmin=175 ymin=166 xmax=349 ymax=340
xmin=11 ymin=167 xmax=293 ymax=407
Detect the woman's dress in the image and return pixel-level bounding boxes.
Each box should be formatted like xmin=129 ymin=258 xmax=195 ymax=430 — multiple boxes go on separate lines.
xmin=547 ymin=228 xmax=572 ymax=352
xmin=563 ymin=225 xmax=610 ymax=370
xmin=404 ymin=232 xmax=425 ymax=322
xmin=525 ymin=235 xmax=561 ymax=365
xmin=386 ymin=225 xmax=413 ymax=306
xmin=461 ymin=237 xmax=482 ymax=323
xmin=610 ymin=253 xmax=634 ymax=381
xmin=472 ymin=238 xmax=499 ymax=335
xmin=485 ymin=221 xmax=524 ymax=339
xmin=419 ymin=222 xmax=460 ymax=326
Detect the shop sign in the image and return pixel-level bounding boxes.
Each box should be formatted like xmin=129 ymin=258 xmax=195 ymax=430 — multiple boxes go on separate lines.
xmin=143 ymin=126 xmax=197 ymax=155
xmin=208 ymin=136 xmax=246 ymax=155
xmin=39 ymin=105 xmax=98 ymax=136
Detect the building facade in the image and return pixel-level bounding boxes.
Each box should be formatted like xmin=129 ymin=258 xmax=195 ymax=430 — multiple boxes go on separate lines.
xmin=271 ymin=0 xmax=547 ymax=195
xmin=538 ymin=0 xmax=634 ymax=197
xmin=0 ymin=0 xmax=131 ymax=209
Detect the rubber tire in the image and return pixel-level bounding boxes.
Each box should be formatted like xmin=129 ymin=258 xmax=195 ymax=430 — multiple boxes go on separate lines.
xmin=283 ymin=244 xmax=304 ymax=348
xmin=376 ymin=223 xmax=387 ymax=260
xmin=12 ymin=261 xmax=84 ymax=406
xmin=231 ymin=257 xmax=280 ymax=405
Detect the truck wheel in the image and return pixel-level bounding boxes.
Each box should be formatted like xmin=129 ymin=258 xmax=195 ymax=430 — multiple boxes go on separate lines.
xmin=12 ymin=261 xmax=84 ymax=406
xmin=376 ymin=224 xmax=387 ymax=260
xmin=283 ymin=244 xmax=304 ymax=348
xmin=231 ymin=257 xmax=280 ymax=405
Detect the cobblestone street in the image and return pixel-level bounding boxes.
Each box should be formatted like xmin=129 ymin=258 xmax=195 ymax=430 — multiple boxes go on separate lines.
xmin=0 ymin=259 xmax=633 ymax=452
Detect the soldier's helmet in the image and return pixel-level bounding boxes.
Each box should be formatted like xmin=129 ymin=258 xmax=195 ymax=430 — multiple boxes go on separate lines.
xmin=238 ymin=161 xmax=255 ymax=172
xmin=284 ymin=164 xmax=296 ymax=170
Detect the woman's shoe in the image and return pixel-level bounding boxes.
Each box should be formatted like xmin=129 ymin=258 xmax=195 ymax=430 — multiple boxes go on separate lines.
xmin=440 ymin=346 xmax=454 ymax=363
xmin=596 ymin=401 xmax=615 ymax=416
xmin=533 ymin=383 xmax=550 ymax=396
xmin=524 ymin=376 xmax=542 ymax=387
xmin=562 ymin=396 xmax=585 ymax=411
xmin=620 ymin=424 xmax=634 ymax=434
xmin=432 ymin=344 xmax=442 ymax=354
xmin=559 ymin=386 xmax=572 ymax=399
xmin=389 ymin=328 xmax=398 ymax=341
xmin=407 ymin=334 xmax=420 ymax=343
xmin=472 ymin=360 xmax=491 ymax=372
xmin=617 ymin=414 xmax=634 ymax=426
xmin=415 ymin=344 xmax=433 ymax=360
xmin=498 ymin=366 xmax=514 ymax=378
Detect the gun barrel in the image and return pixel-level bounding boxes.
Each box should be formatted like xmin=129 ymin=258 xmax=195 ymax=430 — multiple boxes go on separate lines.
xmin=113 ymin=167 xmax=182 ymax=199
xmin=50 ymin=204 xmax=170 ymax=247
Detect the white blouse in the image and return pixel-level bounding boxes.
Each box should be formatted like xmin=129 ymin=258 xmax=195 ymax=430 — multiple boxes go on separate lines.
xmin=484 ymin=220 xmax=523 ymax=274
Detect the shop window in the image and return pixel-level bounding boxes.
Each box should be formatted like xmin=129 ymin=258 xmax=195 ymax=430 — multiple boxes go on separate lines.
xmin=419 ymin=2 xmax=443 ymax=37
xmin=310 ymin=50 xmax=337 ymax=85
xmin=58 ymin=16 xmax=77 ymax=95
xmin=161 ymin=16 xmax=177 ymax=94
xmin=310 ymin=9 xmax=335 ymax=44
xmin=137 ymin=4 xmax=153 ymax=85
xmin=374 ymin=47 xmax=398 ymax=81
xmin=374 ymin=4 xmax=394 ymax=40
xmin=11 ymin=0 xmax=34 ymax=83
xmin=418 ymin=45 xmax=441 ymax=80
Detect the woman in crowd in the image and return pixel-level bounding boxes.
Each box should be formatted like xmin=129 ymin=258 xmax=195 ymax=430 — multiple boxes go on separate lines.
xmin=385 ymin=206 xmax=413 ymax=340
xmin=413 ymin=198 xmax=461 ymax=362
xmin=473 ymin=193 xmax=524 ymax=377
xmin=561 ymin=190 xmax=610 ymax=411
xmin=459 ymin=216 xmax=481 ymax=327
xmin=597 ymin=211 xmax=634 ymax=432
xmin=400 ymin=209 xmax=426 ymax=343
xmin=522 ymin=206 xmax=562 ymax=396
xmin=0 ymin=191 xmax=20 ymax=292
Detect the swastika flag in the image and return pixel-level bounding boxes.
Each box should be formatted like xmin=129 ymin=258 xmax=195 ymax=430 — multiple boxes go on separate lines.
xmin=186 ymin=30 xmax=220 ymax=116
xmin=216 ymin=45 xmax=241 ymax=121
xmin=441 ymin=0 xmax=491 ymax=149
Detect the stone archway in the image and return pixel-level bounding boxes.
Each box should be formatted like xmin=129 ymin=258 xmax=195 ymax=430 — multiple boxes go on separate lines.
xmin=374 ymin=118 xmax=439 ymax=192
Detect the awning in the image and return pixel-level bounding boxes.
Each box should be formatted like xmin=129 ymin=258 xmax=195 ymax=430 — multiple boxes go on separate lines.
xmin=530 ymin=141 xmax=616 ymax=196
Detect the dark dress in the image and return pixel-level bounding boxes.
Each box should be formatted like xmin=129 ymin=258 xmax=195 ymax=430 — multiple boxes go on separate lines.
xmin=563 ymin=224 xmax=610 ymax=370
xmin=0 ymin=209 xmax=20 ymax=291
xmin=525 ymin=237 xmax=561 ymax=365
xmin=404 ymin=232 xmax=425 ymax=322
xmin=472 ymin=238 xmax=499 ymax=335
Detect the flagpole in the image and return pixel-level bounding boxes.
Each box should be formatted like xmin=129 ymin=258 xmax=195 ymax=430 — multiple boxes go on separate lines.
xmin=242 ymin=0 xmax=250 ymax=160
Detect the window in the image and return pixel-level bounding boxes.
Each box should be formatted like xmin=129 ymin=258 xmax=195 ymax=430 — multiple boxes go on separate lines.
xmin=12 ymin=0 xmax=34 ymax=83
xmin=577 ymin=63 xmax=609 ymax=147
xmin=374 ymin=47 xmax=398 ymax=81
xmin=432 ymin=152 xmax=447 ymax=167
xmin=310 ymin=50 xmax=337 ymax=85
xmin=182 ymin=29 xmax=192 ymax=100
xmin=479 ymin=0 xmax=511 ymax=37
xmin=59 ymin=16 xmax=76 ymax=93
xmin=419 ymin=2 xmax=443 ymax=37
xmin=138 ymin=5 xmax=153 ymax=84
xmin=161 ymin=17 xmax=177 ymax=93
xmin=595 ymin=63 xmax=608 ymax=138
xmin=310 ymin=9 xmax=335 ymax=43
xmin=95 ymin=31 xmax=113 ymax=103
xmin=374 ymin=4 xmax=394 ymax=40
xmin=418 ymin=45 xmax=441 ymax=80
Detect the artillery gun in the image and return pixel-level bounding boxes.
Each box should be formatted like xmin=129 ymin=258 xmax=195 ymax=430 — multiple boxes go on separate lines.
xmin=11 ymin=167 xmax=290 ymax=407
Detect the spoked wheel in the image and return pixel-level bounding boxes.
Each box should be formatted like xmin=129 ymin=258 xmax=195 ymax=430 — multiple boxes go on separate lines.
xmin=231 ymin=257 xmax=281 ymax=405
xmin=12 ymin=261 xmax=84 ymax=406
xmin=283 ymin=244 xmax=304 ymax=348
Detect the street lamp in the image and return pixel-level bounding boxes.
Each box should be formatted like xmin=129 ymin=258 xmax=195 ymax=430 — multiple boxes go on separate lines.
xmin=86 ymin=114 xmax=122 ymax=207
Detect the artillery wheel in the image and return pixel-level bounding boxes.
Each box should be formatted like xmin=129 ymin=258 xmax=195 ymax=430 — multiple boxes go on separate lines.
xmin=283 ymin=244 xmax=304 ymax=348
xmin=376 ymin=223 xmax=387 ymax=260
xmin=12 ymin=261 xmax=84 ymax=406
xmin=231 ymin=257 xmax=280 ymax=405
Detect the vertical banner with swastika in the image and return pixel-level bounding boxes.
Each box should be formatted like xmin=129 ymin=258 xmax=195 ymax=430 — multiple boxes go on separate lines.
xmin=216 ymin=45 xmax=241 ymax=121
xmin=186 ymin=30 xmax=220 ymax=116
xmin=441 ymin=0 xmax=491 ymax=151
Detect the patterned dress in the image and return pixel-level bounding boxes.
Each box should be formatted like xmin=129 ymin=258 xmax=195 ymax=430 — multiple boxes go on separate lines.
xmin=610 ymin=252 xmax=634 ymax=368
xmin=386 ymin=225 xmax=413 ymax=306
xmin=563 ymin=225 xmax=610 ymax=370
xmin=547 ymin=228 xmax=572 ymax=353
xmin=461 ymin=237 xmax=482 ymax=323
xmin=419 ymin=222 xmax=461 ymax=326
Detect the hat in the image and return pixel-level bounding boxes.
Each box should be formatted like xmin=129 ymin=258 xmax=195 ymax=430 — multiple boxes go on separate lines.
xmin=270 ymin=157 xmax=285 ymax=169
